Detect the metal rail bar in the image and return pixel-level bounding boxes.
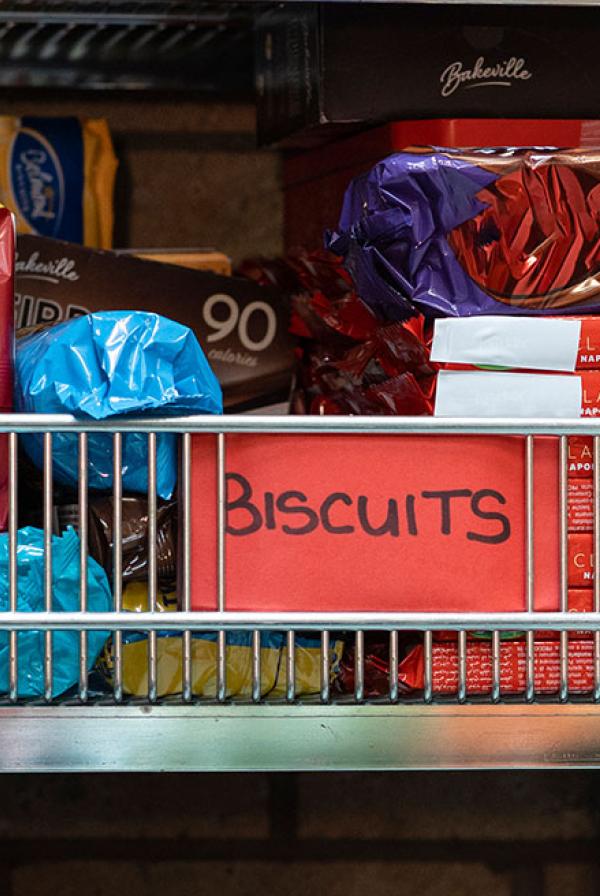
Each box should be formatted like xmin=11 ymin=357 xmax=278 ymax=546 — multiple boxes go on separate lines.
xmin=181 ymin=432 xmax=193 ymax=703
xmin=0 ymin=704 xmax=599 ymax=773
xmin=423 ymin=630 xmax=433 ymax=703
xmin=112 ymin=433 xmax=123 ymax=704
xmin=354 ymin=630 xmax=364 ymax=702
xmin=525 ymin=435 xmax=535 ymax=703
xmin=3 ymin=611 xmax=600 ymax=631
xmin=2 ymin=414 xmax=600 ymax=435
xmin=286 ymin=631 xmax=295 ymax=703
xmin=217 ymin=432 xmax=227 ymax=703
xmin=0 ymin=0 xmax=598 ymax=21
xmin=8 ymin=432 xmax=17 ymax=704
xmin=389 ymin=630 xmax=399 ymax=703
xmin=0 ymin=4 xmax=249 ymax=26
xmin=78 ymin=433 xmax=89 ymax=704
xmin=559 ymin=435 xmax=569 ymax=703
xmin=458 ymin=630 xmax=467 ymax=703
xmin=147 ymin=432 xmax=158 ymax=704
xmin=43 ymin=432 xmax=53 ymax=703
xmin=320 ymin=631 xmax=330 ymax=704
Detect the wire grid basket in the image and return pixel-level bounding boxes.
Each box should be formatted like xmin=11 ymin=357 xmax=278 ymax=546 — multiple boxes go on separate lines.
xmin=1 ymin=413 xmax=599 ymax=705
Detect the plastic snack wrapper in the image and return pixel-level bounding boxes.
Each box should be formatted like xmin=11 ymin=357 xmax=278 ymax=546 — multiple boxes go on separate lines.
xmin=335 ymin=638 xmax=417 ymax=698
xmin=248 ymin=248 xmax=438 ymax=415
xmin=15 ymin=311 xmax=223 ymax=500
xmin=98 ymin=582 xmax=343 ymax=699
xmin=0 ymin=526 xmax=111 ymax=698
xmin=239 ymin=248 xmax=380 ymax=345
xmin=328 ymin=147 xmax=600 ymax=321
xmin=238 ymin=247 xmax=436 ymax=414
xmin=56 ymin=496 xmax=177 ymax=589
xmin=0 ymin=116 xmax=116 ymax=248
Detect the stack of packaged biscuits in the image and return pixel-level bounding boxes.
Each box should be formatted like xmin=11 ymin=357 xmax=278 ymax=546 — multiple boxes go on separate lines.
xmin=324 ymin=145 xmax=600 ymax=699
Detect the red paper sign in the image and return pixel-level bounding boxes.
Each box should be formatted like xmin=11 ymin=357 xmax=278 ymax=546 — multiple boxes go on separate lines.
xmin=190 ymin=434 xmax=560 ymax=613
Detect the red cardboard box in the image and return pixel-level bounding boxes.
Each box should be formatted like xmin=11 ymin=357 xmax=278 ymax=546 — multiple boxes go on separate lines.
xmin=581 ymin=372 xmax=600 ymax=417
xmin=434 ymin=589 xmax=592 ymax=641
xmin=284 ymin=119 xmax=600 ymax=250
xmin=569 ymin=437 xmax=593 ymax=478
xmin=563 ymin=589 xmax=594 ymax=640
xmin=399 ymin=638 xmax=596 ymax=696
xmin=536 ymin=589 xmax=593 ymax=640
xmin=568 ymin=480 xmax=594 ymax=532
xmin=191 ymin=434 xmax=560 ymax=613
xmin=569 ymin=533 xmax=594 ymax=587
xmin=578 ymin=317 xmax=600 ymax=368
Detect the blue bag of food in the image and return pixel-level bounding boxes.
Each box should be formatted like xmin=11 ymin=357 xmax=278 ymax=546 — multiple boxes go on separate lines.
xmin=16 ymin=311 xmax=222 ymax=499
xmin=0 ymin=526 xmax=111 ymax=698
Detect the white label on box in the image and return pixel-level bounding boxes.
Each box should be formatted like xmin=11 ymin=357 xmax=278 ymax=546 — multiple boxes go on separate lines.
xmin=431 ymin=316 xmax=581 ymax=372
xmin=435 ymin=370 xmax=582 ymax=417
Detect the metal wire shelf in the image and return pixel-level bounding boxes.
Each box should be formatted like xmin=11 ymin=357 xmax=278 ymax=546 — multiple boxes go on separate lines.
xmin=0 ymin=1 xmax=252 ymax=26
xmin=0 ymin=2 xmax=253 ymax=89
xmin=1 ymin=413 xmax=600 ymax=771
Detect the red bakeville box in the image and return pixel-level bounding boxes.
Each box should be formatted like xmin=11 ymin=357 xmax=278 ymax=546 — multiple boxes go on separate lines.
xmin=190 ymin=434 xmax=562 ymax=614
xmin=284 ymin=119 xmax=600 ymax=250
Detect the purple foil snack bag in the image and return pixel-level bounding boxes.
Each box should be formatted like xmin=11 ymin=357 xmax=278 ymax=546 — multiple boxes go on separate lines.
xmin=327 ymin=147 xmax=600 ymax=320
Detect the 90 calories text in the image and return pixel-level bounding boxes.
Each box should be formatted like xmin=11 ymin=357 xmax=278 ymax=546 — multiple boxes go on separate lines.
xmin=225 ymin=473 xmax=511 ymax=544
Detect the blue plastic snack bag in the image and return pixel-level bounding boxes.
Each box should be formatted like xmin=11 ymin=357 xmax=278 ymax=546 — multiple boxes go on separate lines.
xmin=0 ymin=526 xmax=111 ymax=698
xmin=16 ymin=311 xmax=223 ymax=499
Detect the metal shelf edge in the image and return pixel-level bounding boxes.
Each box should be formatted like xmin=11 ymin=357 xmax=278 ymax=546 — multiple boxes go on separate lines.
xmin=1 ymin=703 xmax=600 ymax=772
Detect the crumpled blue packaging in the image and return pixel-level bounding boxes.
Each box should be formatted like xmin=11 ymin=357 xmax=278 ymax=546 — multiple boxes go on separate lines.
xmin=16 ymin=311 xmax=223 ymax=499
xmin=0 ymin=526 xmax=111 ymax=698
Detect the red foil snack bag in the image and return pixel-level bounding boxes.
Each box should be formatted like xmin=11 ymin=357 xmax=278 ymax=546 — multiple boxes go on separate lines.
xmin=335 ymin=638 xmax=417 ymax=698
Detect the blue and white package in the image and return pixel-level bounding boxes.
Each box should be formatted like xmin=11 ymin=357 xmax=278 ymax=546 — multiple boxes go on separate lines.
xmin=0 ymin=527 xmax=111 ymax=698
xmin=16 ymin=311 xmax=223 ymax=499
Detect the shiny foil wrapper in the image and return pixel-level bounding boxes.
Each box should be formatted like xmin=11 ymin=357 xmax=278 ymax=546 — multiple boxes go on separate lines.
xmin=328 ymin=147 xmax=600 ymax=319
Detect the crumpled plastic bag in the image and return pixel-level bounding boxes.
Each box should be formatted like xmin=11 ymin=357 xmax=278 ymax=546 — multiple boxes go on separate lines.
xmin=98 ymin=581 xmax=344 ymax=700
xmin=15 ymin=311 xmax=223 ymax=499
xmin=0 ymin=526 xmax=111 ymax=698
xmin=327 ymin=147 xmax=600 ymax=320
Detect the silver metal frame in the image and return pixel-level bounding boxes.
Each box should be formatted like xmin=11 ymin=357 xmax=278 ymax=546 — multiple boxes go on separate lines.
xmin=4 ymin=412 xmax=600 ymax=772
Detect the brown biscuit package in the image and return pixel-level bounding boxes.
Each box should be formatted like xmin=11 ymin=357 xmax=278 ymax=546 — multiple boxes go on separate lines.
xmin=57 ymin=496 xmax=177 ymax=589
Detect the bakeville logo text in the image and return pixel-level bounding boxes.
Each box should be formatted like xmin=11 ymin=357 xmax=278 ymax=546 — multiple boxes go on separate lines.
xmin=440 ymin=56 xmax=532 ymax=98
xmin=15 ymin=250 xmax=79 ymax=283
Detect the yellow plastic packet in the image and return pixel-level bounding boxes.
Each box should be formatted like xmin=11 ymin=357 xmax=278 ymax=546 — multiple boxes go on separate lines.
xmin=0 ymin=116 xmax=116 ymax=248
xmin=98 ymin=582 xmax=343 ymax=699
